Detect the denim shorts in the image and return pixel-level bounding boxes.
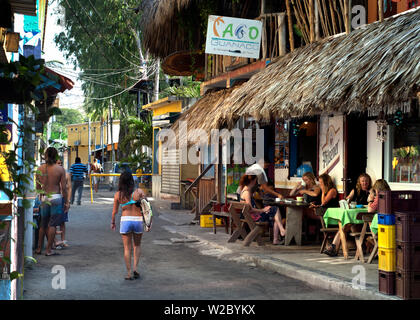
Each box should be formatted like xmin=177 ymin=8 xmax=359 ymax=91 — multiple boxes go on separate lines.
xmin=120 ymin=216 xmax=143 ymax=234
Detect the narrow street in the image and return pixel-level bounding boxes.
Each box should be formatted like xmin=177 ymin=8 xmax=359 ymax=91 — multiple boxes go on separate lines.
xmin=23 ymin=188 xmax=353 ymax=300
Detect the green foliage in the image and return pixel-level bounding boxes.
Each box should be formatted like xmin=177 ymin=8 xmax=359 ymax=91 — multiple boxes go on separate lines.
xmin=160 ymin=77 xmax=201 ymax=99
xmin=43 ymin=108 xmax=84 ymax=141
xmin=119 ymin=115 xmax=153 ymax=170
xmin=54 ymin=0 xmax=149 ymax=121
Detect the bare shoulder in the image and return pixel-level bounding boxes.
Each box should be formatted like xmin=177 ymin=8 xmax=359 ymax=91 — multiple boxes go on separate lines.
xmin=114 ymin=191 xmax=120 ymax=202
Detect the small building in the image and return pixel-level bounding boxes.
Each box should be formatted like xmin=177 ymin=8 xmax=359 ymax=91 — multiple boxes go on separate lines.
xmin=66 ymin=120 xmax=120 ymax=167
xmin=143 ymin=96 xmax=198 ymax=207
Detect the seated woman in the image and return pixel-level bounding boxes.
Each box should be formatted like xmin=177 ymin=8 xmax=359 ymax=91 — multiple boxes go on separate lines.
xmin=310 ymin=173 xmax=340 ymax=209
xmin=367 ymin=179 xmax=391 ymax=213
xmin=346 ymin=173 xmax=372 ymax=205
xmin=239 ymin=174 xmax=286 ymax=245
xmin=290 ymin=172 xmax=321 ymax=205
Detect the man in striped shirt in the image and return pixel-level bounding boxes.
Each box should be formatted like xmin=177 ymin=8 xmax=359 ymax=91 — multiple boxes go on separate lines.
xmin=70 ymin=157 xmax=88 ymax=205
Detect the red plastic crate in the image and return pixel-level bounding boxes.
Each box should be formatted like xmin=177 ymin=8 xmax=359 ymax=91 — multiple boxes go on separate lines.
xmin=395 ymin=211 xmax=420 ymax=243
xmin=378 ymin=191 xmax=420 ymax=214
xmin=395 ymin=269 xmax=420 ymax=300
xmin=378 ymin=270 xmax=396 ymax=295
xmin=396 ymin=241 xmax=420 ymax=272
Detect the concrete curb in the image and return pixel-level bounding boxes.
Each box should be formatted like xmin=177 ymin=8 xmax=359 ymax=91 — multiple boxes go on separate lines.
xmin=159 ymin=215 xmax=399 ymax=301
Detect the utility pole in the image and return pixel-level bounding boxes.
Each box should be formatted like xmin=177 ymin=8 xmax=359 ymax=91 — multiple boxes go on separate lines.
xmin=88 ymin=118 xmax=91 ymax=168
xmin=101 ymin=117 xmax=104 ymax=165
xmin=153 ymin=59 xmax=160 ymax=102
xmin=109 ymin=100 xmax=115 ymax=163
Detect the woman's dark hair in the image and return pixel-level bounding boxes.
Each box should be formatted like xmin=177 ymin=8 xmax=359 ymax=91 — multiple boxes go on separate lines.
xmin=118 ymin=172 xmax=135 ymax=202
xmin=319 ymin=173 xmax=336 ymax=193
xmin=239 ymin=174 xmax=257 ymax=188
xmin=45 ymin=147 xmax=58 ymax=165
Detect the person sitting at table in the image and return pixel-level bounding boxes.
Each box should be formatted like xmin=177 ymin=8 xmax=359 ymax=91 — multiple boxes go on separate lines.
xmin=290 ymin=172 xmax=321 ymax=205
xmin=239 ymin=174 xmax=286 ymax=245
xmin=346 ymin=173 xmax=372 ymax=205
xmin=310 ymin=174 xmax=340 ymax=209
xmin=367 ymin=179 xmax=391 ymax=213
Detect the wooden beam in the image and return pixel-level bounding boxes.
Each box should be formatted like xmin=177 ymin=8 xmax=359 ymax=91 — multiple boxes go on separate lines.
xmin=309 ymin=0 xmax=315 ymax=42
xmin=286 ymin=0 xmax=295 ymax=51
xmin=378 ymin=0 xmax=384 ymax=22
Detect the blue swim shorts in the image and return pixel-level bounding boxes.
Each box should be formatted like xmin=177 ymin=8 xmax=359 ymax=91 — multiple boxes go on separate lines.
xmin=40 ymin=196 xmax=64 ymax=228
xmin=120 ymin=216 xmax=143 ymax=234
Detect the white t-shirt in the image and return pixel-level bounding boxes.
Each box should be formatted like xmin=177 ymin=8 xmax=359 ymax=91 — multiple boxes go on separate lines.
xmin=245 ymin=163 xmax=268 ymax=185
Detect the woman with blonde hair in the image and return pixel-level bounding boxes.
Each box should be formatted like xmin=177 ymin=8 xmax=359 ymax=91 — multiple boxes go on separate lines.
xmin=346 ymin=173 xmax=372 ymax=205
xmin=290 ymin=172 xmax=321 ymax=205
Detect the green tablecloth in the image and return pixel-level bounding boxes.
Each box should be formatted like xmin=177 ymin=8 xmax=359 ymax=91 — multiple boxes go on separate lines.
xmin=323 ymin=208 xmax=367 ymax=227
xmin=370 ymin=214 xmax=378 ymax=234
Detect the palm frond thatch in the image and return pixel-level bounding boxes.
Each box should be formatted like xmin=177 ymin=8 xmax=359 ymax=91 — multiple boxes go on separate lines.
xmin=219 ymin=8 xmax=420 ymax=127
xmin=170 ymin=83 xmax=245 ymax=147
xmin=140 ymin=0 xmax=199 ymax=59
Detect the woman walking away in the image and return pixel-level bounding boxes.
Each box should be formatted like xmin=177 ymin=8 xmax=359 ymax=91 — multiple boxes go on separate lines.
xmin=111 ymin=172 xmax=147 ymax=280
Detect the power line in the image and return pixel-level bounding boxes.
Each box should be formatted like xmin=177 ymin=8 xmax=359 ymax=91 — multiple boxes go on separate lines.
xmin=63 ymin=0 xmax=113 ymax=65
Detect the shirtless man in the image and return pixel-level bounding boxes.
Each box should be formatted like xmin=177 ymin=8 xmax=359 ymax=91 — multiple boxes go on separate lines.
xmin=90 ymin=158 xmax=102 ymax=193
xmin=35 ymin=147 xmax=69 ymax=256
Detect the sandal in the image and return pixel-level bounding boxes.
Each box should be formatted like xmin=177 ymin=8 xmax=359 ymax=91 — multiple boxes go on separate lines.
xmin=323 ymin=244 xmax=337 ymax=257
xmin=133 ymin=271 xmax=140 ymax=279
xmin=125 ymin=276 xmax=134 ymax=280
xmin=45 ymin=252 xmax=60 ymax=256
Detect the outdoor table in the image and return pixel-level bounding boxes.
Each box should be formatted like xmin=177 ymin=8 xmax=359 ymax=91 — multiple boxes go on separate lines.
xmin=323 ymin=207 xmax=367 ymax=259
xmin=263 ymin=199 xmax=309 ymax=246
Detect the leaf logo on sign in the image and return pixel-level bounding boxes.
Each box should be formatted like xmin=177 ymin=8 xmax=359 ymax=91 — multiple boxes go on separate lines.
xmin=213 ymin=17 xmax=225 ymax=37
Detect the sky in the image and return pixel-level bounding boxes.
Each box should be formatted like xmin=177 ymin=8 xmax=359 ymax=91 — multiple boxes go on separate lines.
xmin=42 ymin=0 xmax=85 ymax=112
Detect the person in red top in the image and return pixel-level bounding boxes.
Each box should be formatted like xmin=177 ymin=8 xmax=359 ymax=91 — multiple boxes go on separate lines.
xmin=367 ymin=179 xmax=391 ymax=212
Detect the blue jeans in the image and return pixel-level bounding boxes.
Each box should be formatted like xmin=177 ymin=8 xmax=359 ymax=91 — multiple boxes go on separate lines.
xmin=71 ymin=180 xmax=84 ymax=204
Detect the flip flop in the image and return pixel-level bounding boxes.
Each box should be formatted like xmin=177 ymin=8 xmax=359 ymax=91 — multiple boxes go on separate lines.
xmin=125 ymin=276 xmax=134 ymax=280
xmin=45 ymin=252 xmax=60 ymax=256
xmin=133 ymin=271 xmax=140 ymax=279
xmin=34 ymin=250 xmax=42 ymax=255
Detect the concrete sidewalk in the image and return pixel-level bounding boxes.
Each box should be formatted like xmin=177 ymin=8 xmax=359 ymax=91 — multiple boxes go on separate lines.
xmin=151 ymin=199 xmax=399 ymax=300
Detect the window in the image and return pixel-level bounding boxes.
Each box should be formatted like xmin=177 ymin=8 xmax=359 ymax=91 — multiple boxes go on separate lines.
xmin=385 ymin=114 xmax=420 ymax=184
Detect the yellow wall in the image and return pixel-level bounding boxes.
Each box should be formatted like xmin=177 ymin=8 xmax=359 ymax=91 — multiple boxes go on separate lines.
xmin=67 ymin=122 xmax=107 ymax=147
xmin=143 ymin=98 xmax=182 ymax=117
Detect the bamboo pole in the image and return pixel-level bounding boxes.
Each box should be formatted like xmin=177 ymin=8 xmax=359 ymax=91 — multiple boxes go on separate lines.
xmin=378 ymin=0 xmax=384 ymax=22
xmin=286 ymin=0 xmax=295 ymax=51
xmin=309 ymin=0 xmax=315 ymax=42
xmin=344 ymin=0 xmax=350 ymax=34
xmin=315 ymin=0 xmax=320 ymax=40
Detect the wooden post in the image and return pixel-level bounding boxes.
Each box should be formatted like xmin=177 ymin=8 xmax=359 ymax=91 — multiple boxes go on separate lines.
xmin=315 ymin=0 xmax=320 ymax=40
xmin=279 ymin=14 xmax=287 ymax=56
xmin=309 ymin=0 xmax=315 ymax=42
xmin=344 ymin=0 xmax=350 ymax=34
xmin=378 ymin=0 xmax=384 ymax=22
xmin=260 ymin=0 xmax=265 ymax=16
xmin=286 ymin=0 xmax=295 ymax=51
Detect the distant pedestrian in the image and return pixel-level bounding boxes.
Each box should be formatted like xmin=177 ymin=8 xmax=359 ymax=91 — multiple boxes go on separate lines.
xmin=35 ymin=147 xmax=69 ymax=256
xmin=90 ymin=158 xmax=102 ymax=193
xmin=111 ymin=172 xmax=147 ymax=280
xmin=70 ymin=157 xmax=88 ymax=205
xmin=56 ymin=159 xmax=71 ymax=248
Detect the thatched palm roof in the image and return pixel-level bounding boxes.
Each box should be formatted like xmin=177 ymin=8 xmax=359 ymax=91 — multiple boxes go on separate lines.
xmin=140 ymin=0 xmax=201 ymax=59
xmin=218 ymin=8 xmax=420 ymax=127
xmin=170 ymin=83 xmax=245 ymax=147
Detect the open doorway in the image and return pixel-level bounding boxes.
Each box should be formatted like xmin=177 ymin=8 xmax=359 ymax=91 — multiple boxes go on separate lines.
xmin=345 ymin=114 xmax=368 ymax=195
